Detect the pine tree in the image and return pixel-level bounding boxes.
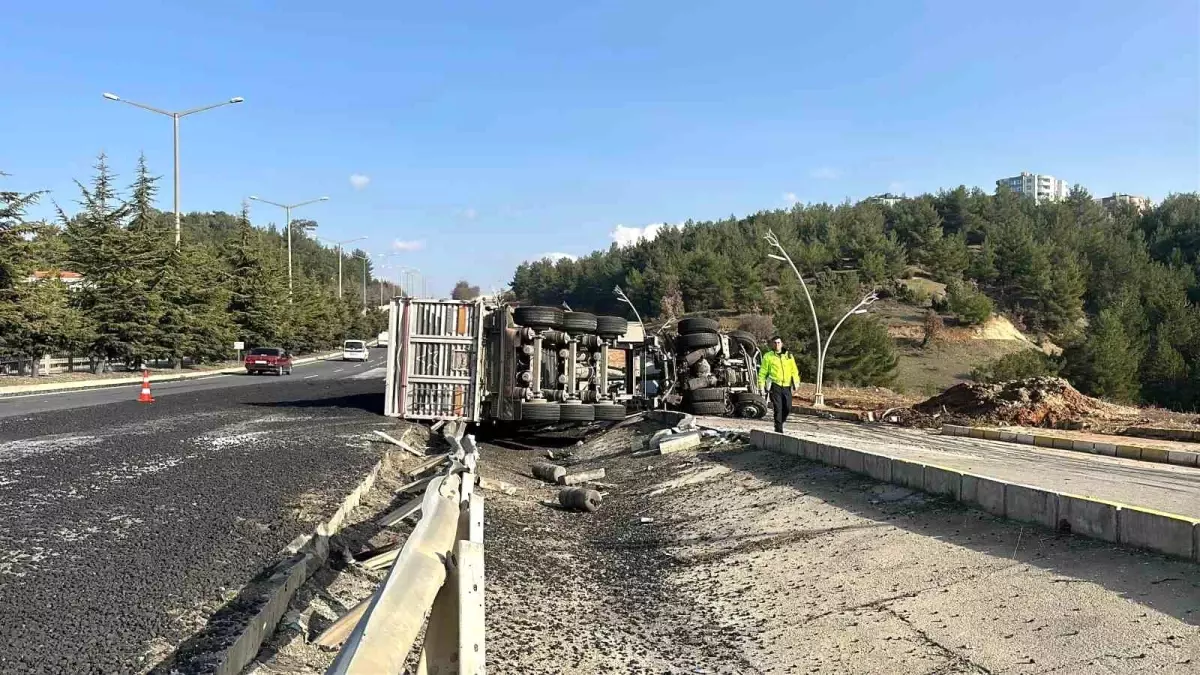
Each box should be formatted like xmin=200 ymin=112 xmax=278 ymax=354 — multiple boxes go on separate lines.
xmin=225 ymin=202 xmax=287 ymax=348
xmin=1066 ymin=309 xmax=1140 ymax=402
xmin=0 ymin=176 xmax=44 ymax=370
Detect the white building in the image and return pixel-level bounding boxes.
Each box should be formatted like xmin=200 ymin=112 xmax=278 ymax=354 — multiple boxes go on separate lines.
xmin=1100 ymin=193 xmax=1152 ymax=212
xmin=996 ymin=172 xmax=1070 ymax=204
xmin=866 ymin=193 xmax=904 ymax=207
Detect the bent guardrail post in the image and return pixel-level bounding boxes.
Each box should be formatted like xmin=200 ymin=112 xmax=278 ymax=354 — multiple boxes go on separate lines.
xmin=326 ymin=473 xmax=463 ymax=675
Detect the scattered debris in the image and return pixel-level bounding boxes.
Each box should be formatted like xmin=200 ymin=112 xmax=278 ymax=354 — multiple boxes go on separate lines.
xmin=479 ymin=476 xmax=520 ymax=495
xmin=649 ymin=428 xmax=675 ymax=449
xmin=372 ymin=430 xmax=423 ymax=458
xmin=376 ymin=496 xmax=421 ymax=527
xmin=639 ymin=517 xmax=654 ymax=524
xmin=559 ymin=468 xmax=606 ymax=486
xmin=558 ymin=487 xmax=603 ymax=512
xmin=405 ymin=453 xmax=451 ymax=478
xmin=531 ymin=462 xmax=567 ymax=483
xmin=657 ymin=430 xmax=702 ymax=455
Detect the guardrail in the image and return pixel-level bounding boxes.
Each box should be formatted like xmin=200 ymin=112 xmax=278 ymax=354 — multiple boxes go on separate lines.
xmin=324 ymin=424 xmax=485 ymax=674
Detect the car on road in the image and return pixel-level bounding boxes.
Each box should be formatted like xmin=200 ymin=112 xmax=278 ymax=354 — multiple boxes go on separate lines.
xmin=377 ymin=331 xmax=389 ymax=347
xmin=245 ymin=347 xmax=293 ymax=375
xmin=342 ymin=339 xmax=369 ymax=362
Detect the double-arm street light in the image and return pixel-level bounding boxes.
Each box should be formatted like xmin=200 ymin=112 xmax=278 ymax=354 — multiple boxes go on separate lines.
xmin=102 ymin=92 xmax=244 ymax=247
xmin=764 ymin=229 xmax=878 ymax=408
xmin=351 ymin=252 xmax=369 ymax=310
xmin=248 ymin=195 xmax=328 ymax=296
xmin=318 ymin=236 xmax=367 ymax=299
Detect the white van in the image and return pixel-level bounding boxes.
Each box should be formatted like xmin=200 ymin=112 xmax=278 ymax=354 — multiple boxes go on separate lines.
xmin=342 ymin=339 xmax=369 ymax=362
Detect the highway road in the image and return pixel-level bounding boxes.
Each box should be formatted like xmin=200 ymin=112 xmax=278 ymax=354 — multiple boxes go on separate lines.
xmin=0 ymin=353 xmax=392 ymax=674
xmin=0 ymin=353 xmax=390 ymax=420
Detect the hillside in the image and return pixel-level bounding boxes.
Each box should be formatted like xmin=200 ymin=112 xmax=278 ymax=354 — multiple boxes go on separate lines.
xmin=510 ymin=188 xmax=1200 ymax=410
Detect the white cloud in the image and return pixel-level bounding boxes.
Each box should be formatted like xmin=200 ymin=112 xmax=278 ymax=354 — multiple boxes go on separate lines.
xmin=809 ymin=167 xmax=842 ymax=180
xmin=392 ymin=239 xmax=425 ymax=252
xmin=610 ymin=222 xmax=672 ymax=248
xmin=537 ymin=252 xmax=577 ymax=263
xmin=783 ymin=192 xmax=799 ymax=204
xmin=350 ymin=173 xmax=371 ymax=190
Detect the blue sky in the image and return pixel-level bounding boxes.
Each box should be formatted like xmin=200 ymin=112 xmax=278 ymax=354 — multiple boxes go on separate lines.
xmin=2 ymin=1 xmax=1197 ymax=294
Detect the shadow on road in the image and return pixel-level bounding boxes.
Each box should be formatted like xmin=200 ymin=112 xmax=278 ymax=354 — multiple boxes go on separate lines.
xmin=245 ymin=391 xmax=384 ymax=415
xmin=706 ymin=446 xmax=1200 ymax=628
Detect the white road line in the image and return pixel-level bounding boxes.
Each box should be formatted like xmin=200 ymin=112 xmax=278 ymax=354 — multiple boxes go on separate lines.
xmin=333 ymin=368 xmax=344 ymax=373
xmin=304 ymin=375 xmax=320 ymax=380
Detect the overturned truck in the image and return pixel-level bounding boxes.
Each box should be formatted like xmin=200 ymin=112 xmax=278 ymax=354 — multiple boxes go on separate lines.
xmin=383 ymin=297 xmax=767 ymax=425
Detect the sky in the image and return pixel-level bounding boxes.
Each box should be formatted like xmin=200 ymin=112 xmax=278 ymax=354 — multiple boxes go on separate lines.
xmin=2 ymin=1 xmax=1198 ymax=295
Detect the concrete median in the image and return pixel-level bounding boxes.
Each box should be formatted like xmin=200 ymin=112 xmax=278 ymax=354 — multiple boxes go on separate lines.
xmin=1003 ymin=484 xmax=1059 ymax=529
xmin=1058 ymin=495 xmax=1119 ymax=543
xmin=960 ymin=474 xmax=1006 ymax=517
xmin=751 ymin=430 xmax=1199 ymax=561
xmin=1118 ymin=507 xmax=1198 ymax=560
xmin=922 ymin=465 xmax=961 ymax=499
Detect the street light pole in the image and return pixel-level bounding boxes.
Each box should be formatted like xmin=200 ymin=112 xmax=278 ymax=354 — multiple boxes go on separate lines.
xmin=764 ymin=229 xmax=826 ymax=405
xmin=249 ymin=195 xmax=329 ymax=298
xmin=103 ymin=92 xmax=244 ymax=247
xmin=814 ymin=291 xmax=879 ymax=406
xmin=318 ymin=236 xmax=367 ymax=299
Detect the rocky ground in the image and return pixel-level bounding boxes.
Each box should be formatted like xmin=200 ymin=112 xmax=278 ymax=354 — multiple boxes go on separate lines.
xmin=0 ymin=376 xmax=390 ymax=674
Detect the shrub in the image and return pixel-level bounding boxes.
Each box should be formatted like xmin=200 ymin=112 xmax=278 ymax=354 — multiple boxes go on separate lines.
xmin=970 ymin=349 xmax=1061 ymax=383
xmin=947 ymin=279 xmax=993 ymax=325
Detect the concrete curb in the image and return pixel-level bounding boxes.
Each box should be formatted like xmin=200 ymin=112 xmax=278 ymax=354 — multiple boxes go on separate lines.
xmin=188 ymin=450 xmax=390 ymax=675
xmin=794 ymin=405 xmax=874 ymax=422
xmin=0 ymin=351 xmax=340 ymax=398
xmin=945 ymin=420 xmax=1200 ymax=468
xmin=1124 ymin=426 xmax=1200 ymax=443
xmin=941 ymin=424 xmax=1200 ymax=469
xmin=749 ymin=428 xmax=1200 ymax=563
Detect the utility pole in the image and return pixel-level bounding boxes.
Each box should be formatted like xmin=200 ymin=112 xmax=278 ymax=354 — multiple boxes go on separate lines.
xmin=103 ymin=92 xmax=244 ymax=247
xmin=318 ymin=236 xmax=367 ymax=299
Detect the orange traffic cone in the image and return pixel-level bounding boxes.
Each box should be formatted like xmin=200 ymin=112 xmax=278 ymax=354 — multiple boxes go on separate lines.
xmin=138 ymin=369 xmax=155 ymax=403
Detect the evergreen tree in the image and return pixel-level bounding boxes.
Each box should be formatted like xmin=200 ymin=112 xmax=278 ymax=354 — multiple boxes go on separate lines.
xmin=226 ymin=202 xmax=287 ymax=348
xmin=1065 ymin=309 xmax=1141 ymax=402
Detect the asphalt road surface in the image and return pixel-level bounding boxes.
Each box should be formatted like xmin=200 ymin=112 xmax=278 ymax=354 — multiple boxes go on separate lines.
xmin=703 ymin=416 xmax=1200 ymax=518
xmin=0 ymin=354 xmax=392 ymax=674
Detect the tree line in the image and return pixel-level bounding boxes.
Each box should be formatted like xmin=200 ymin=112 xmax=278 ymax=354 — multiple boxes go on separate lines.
xmin=0 ymin=155 xmax=392 ymax=376
xmin=510 ymin=185 xmax=1200 ymax=409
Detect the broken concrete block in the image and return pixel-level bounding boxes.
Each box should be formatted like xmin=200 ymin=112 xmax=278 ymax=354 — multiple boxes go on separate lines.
xmin=531 ymin=462 xmax=567 ymax=483
xmin=560 ymin=468 xmax=606 ymax=486
xmin=558 ymin=487 xmax=603 ymax=512
xmin=657 ymin=430 xmax=702 ymax=455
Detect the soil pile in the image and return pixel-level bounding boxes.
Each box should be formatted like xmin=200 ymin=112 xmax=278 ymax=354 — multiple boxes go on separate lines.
xmin=912 ymin=377 xmax=1114 ymax=428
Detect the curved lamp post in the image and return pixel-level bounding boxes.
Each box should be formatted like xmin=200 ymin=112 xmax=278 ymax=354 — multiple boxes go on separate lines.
xmin=814 ymin=291 xmax=878 ymax=407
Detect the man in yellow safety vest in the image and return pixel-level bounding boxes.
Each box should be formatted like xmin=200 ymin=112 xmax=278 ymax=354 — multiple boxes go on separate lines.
xmin=757 ymin=335 xmax=801 ymax=433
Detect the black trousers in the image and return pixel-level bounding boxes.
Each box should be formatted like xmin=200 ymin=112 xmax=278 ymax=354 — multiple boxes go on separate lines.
xmin=770 ymin=383 xmax=792 ymax=433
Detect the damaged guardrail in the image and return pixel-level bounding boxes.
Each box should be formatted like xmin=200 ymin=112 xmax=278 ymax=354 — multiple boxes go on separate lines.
xmin=325 ymin=426 xmax=485 ymax=675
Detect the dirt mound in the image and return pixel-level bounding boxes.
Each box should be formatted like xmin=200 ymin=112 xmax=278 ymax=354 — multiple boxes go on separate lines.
xmin=912 ymin=377 xmax=1116 ymax=428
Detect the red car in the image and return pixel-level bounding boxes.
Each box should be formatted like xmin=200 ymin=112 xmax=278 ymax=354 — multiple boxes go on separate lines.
xmin=245 ymin=347 xmax=294 ymax=376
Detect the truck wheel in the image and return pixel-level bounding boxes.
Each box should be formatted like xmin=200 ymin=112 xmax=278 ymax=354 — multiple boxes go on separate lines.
xmin=593 ymin=403 xmax=626 ymax=421
xmin=677 ymin=332 xmax=719 ymax=350
xmin=558 ymin=403 xmax=595 ymax=422
xmin=562 ymin=312 xmax=598 ymax=334
xmin=514 ymin=306 xmax=565 ymax=330
xmin=519 ymin=400 xmax=561 ymax=422
xmin=728 ymin=330 xmax=758 ymax=351
xmin=677 ymin=317 xmax=720 ymax=335
xmin=595 ymin=316 xmax=628 ymax=337
xmin=688 ymin=387 xmax=728 ymax=403
xmin=690 ymin=401 xmax=730 ymax=416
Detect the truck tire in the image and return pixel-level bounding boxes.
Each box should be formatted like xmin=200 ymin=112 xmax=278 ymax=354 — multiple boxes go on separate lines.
xmin=728 ymin=330 xmax=758 ymax=351
xmin=558 ymin=402 xmax=595 ymax=422
xmin=677 ymin=332 xmax=719 ymax=350
xmin=733 ymin=392 xmax=768 ymax=419
xmin=688 ymin=387 xmax=728 ymax=403
xmin=595 ymin=316 xmax=628 ymax=337
xmin=514 ymin=306 xmax=565 ymax=330
xmin=519 ymin=400 xmax=561 ymax=422
xmin=690 ymin=400 xmax=729 ymax=416
xmin=677 ymin=317 xmax=720 ymax=335
xmin=593 ymin=403 xmax=626 ymax=421
xmin=562 ymin=312 xmax=598 ymax=334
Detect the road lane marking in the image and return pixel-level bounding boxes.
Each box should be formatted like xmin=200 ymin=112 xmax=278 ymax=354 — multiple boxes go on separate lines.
xmin=304 ymin=375 xmax=320 ymax=380
xmin=334 ymin=368 xmax=344 ymax=373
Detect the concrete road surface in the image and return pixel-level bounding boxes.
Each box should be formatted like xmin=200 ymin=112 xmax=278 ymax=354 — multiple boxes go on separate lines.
xmin=0 ymin=363 xmax=391 ymax=674
xmin=702 ymin=416 xmax=1200 ymax=519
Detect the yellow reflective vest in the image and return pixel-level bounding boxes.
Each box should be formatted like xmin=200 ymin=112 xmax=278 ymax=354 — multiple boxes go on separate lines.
xmin=758 ymin=350 xmax=801 ymax=389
